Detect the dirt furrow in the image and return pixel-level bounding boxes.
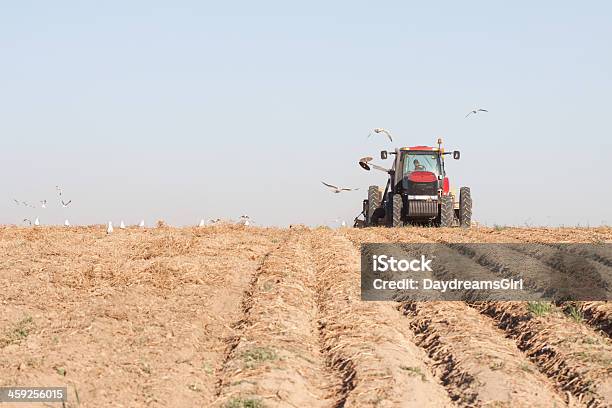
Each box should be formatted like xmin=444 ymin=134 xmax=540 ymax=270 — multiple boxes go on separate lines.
xmin=308 ymin=228 xmax=454 ymax=407
xmin=406 ymin=227 xmax=612 ymax=406
xmin=346 ymin=228 xmax=570 ymax=407
xmin=477 ymin=302 xmax=612 ymax=407
xmin=0 ymin=226 xmax=286 ymax=407
xmin=214 ymin=230 xmax=338 ymax=407
xmin=413 ymin=228 xmax=598 ymax=300
xmin=571 ymin=302 xmax=612 ymax=338
xmin=460 ymin=228 xmax=612 ymax=336
xmin=487 ymin=228 xmax=612 ymax=268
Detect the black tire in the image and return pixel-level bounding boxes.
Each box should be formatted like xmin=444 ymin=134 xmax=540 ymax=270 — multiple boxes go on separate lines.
xmin=367 ymin=186 xmax=382 ymax=226
xmin=391 ymin=194 xmax=403 ymax=227
xmin=459 ymin=187 xmax=472 ymax=228
xmin=439 ymin=195 xmax=454 ymax=228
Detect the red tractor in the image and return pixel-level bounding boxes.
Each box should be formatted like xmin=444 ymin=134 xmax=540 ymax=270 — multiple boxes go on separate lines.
xmin=355 ymin=138 xmax=472 ymax=228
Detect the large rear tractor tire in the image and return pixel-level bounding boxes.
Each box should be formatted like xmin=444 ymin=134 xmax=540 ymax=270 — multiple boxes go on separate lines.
xmin=439 ymin=195 xmax=454 ymax=228
xmin=391 ymin=194 xmax=404 ymax=227
xmin=367 ymin=186 xmax=383 ymax=226
xmin=459 ymin=187 xmax=472 ymax=228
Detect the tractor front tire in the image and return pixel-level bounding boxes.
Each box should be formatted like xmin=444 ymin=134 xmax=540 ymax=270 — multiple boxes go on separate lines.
xmin=367 ymin=186 xmax=383 ymax=226
xmin=439 ymin=195 xmax=454 ymax=228
xmin=459 ymin=187 xmax=472 ymax=228
xmin=391 ymin=194 xmax=403 ymax=227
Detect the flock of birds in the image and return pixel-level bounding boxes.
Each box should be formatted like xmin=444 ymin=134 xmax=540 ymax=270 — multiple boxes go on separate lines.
xmin=103 ymin=215 xmax=252 ymax=233
xmin=14 ymin=185 xmax=72 ymax=227
xmin=12 ymin=109 xmax=486 ymax=229
xmin=13 ymin=184 xmax=253 ymax=231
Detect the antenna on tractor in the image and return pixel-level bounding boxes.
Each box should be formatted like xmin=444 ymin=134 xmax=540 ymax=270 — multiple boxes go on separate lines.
xmin=437 ymin=137 xmax=443 ymax=150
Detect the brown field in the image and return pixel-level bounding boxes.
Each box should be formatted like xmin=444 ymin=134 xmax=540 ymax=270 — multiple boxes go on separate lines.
xmin=1 ymin=225 xmax=611 ymax=408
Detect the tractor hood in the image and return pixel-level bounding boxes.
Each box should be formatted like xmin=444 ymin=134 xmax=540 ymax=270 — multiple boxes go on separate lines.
xmin=407 ymin=171 xmax=437 ymax=183
xmin=402 ymin=171 xmax=439 ymax=196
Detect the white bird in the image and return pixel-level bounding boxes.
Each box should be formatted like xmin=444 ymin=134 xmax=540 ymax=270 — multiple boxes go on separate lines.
xmin=322 ymin=181 xmax=359 ymax=194
xmin=64 ymin=219 xmax=70 ymax=226
xmin=119 ymin=220 xmax=126 ymax=229
xmin=34 ymin=217 xmax=40 ymax=226
xmin=465 ymin=108 xmax=488 ymax=118
xmin=107 ymin=221 xmax=114 ymax=234
xmin=198 ymin=219 xmax=205 ymax=227
xmin=368 ymin=128 xmax=393 ymax=142
xmin=40 ymin=200 xmax=47 ymax=209
xmin=61 ymin=200 xmax=72 ymax=208
xmin=13 ymin=198 xmax=19 ymax=205
xmin=239 ymin=215 xmax=251 ymax=226
xmin=332 ymin=218 xmax=347 ymax=227
xmin=359 ymin=156 xmax=389 ymax=172
xmin=139 ymin=220 xmax=145 ymax=227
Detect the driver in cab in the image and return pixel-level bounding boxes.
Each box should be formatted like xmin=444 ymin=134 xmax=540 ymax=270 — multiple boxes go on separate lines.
xmin=413 ymin=159 xmax=426 ymax=171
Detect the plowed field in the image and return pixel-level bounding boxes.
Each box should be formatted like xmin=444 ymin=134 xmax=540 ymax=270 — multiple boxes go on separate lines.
xmin=1 ymin=225 xmax=611 ymax=407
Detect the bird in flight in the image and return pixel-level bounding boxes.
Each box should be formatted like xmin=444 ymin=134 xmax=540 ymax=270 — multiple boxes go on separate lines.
xmin=359 ymin=156 xmax=389 ymax=172
xmin=239 ymin=215 xmax=251 ymax=226
xmin=13 ymin=199 xmax=19 ymax=205
xmin=61 ymin=200 xmax=72 ymax=208
xmin=465 ymin=108 xmax=488 ymax=118
xmin=23 ymin=218 xmax=32 ymax=226
xmin=40 ymin=200 xmax=47 ymax=209
xmin=209 ymin=218 xmax=221 ymax=224
xmin=368 ymin=128 xmax=393 ymax=142
xmin=322 ymin=181 xmax=358 ymax=194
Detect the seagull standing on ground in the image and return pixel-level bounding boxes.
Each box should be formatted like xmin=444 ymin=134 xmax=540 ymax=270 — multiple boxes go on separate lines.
xmin=34 ymin=217 xmax=40 ymax=226
xmin=64 ymin=219 xmax=70 ymax=226
xmin=120 ymin=220 xmax=126 ymax=229
xmin=139 ymin=220 xmax=145 ymax=227
xmin=198 ymin=219 xmax=205 ymax=227
xmin=239 ymin=215 xmax=251 ymax=226
xmin=321 ymin=182 xmax=359 ymax=194
xmin=368 ymin=128 xmax=393 ymax=142
xmin=107 ymin=221 xmax=114 ymax=234
xmin=465 ymin=108 xmax=488 ymax=118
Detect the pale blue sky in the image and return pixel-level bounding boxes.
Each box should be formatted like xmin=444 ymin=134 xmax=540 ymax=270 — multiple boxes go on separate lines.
xmin=2 ymin=1 xmax=611 ymax=226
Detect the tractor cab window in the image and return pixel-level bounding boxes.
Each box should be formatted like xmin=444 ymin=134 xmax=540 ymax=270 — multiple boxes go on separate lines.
xmin=402 ymin=153 xmax=440 ymax=175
